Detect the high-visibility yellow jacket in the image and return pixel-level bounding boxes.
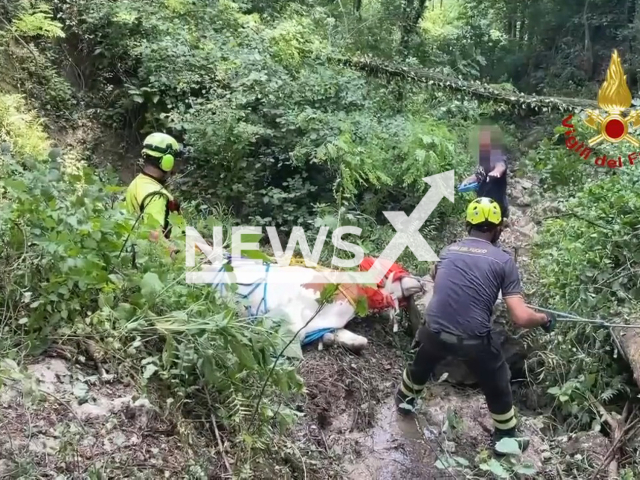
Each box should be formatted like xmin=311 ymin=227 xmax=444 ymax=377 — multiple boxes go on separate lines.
xmin=125 ymin=173 xmax=176 ymax=238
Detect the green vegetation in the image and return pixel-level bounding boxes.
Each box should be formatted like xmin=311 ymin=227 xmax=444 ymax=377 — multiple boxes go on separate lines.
xmin=2 ymin=0 xmax=640 ymax=478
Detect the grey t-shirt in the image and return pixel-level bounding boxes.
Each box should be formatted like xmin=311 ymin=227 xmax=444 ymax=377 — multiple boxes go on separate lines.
xmin=426 ymin=237 xmax=522 ymax=336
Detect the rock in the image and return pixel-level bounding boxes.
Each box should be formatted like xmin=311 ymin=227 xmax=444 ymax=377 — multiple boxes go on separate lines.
xmin=123 ymin=397 xmax=157 ymax=429
xmin=48 ymin=147 xmax=62 ymax=161
xmin=561 ymin=431 xmax=609 ymax=465
xmin=422 ymin=386 xmax=546 ymax=470
xmin=516 ymin=220 xmax=537 ymax=238
xmin=28 ymin=358 xmax=72 ymax=394
xmin=74 ymin=395 xmax=132 ymax=421
xmin=443 ymin=440 xmax=456 ymax=452
xmin=28 ymin=436 xmax=60 ymax=454
xmin=509 ymin=177 xmax=534 ymax=207
xmin=322 ymin=332 xmax=335 ymax=346
xmin=0 ymin=459 xmax=13 ymax=476
xmin=612 ymin=329 xmax=640 ymax=392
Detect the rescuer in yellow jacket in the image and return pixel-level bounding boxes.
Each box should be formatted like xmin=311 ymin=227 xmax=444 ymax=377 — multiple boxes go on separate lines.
xmin=125 ymin=132 xmax=182 ymax=254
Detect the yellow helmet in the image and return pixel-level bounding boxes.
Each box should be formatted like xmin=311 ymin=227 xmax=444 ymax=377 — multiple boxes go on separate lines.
xmin=466 ymin=197 xmax=502 ymax=226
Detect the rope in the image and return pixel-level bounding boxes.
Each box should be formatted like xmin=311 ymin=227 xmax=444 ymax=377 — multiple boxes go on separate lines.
xmin=526 ymin=304 xmax=640 ymax=329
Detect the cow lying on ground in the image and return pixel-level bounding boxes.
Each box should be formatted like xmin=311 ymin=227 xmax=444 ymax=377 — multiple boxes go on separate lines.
xmin=201 ymin=255 xmax=425 ymax=353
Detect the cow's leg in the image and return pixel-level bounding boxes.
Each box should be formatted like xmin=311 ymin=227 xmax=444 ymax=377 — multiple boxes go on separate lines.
xmin=322 ymin=328 xmax=368 ymax=353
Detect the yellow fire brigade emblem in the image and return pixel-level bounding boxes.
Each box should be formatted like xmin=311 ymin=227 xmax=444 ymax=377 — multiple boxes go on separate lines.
xmin=584 ymin=50 xmax=640 ymax=147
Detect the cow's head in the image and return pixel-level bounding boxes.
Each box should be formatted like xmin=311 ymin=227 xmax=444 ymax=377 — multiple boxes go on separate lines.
xmin=373 ymin=271 xmax=423 ymax=332
xmin=382 ymin=271 xmax=424 ymax=301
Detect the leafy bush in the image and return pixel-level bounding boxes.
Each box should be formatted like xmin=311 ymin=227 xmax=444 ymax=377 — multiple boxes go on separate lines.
xmin=54 ymin=0 xmax=480 ymax=238
xmin=0 ymin=94 xmax=303 ymax=463
xmin=525 ymin=137 xmax=639 ymax=430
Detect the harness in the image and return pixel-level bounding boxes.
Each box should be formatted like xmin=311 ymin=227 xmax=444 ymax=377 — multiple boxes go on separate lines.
xmin=208 ymin=255 xmax=412 ymax=346
xmin=121 ymin=189 xmax=180 ymax=269
xmin=357 ymin=257 xmax=411 ymax=311
xmin=138 ymin=190 xmax=181 ymax=240
xmin=209 ymin=254 xmax=272 ymax=318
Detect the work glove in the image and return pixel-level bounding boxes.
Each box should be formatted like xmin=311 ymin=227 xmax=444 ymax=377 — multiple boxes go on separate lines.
xmin=540 ymin=312 xmax=556 ymax=333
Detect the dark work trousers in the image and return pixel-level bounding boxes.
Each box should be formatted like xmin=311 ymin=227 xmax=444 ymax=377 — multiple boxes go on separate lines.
xmin=497 ymin=196 xmax=509 ymax=220
xmin=398 ymin=325 xmax=517 ymax=434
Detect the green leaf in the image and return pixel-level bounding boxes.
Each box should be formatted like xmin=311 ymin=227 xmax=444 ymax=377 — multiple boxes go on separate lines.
xmin=72 ymin=382 xmax=89 ymax=399
xmin=143 ymin=363 xmax=158 ymax=379
xmin=140 ymin=272 xmax=163 ymax=300
xmin=162 ymin=335 xmax=175 ymax=368
xmin=242 ymin=249 xmax=273 ymax=263
xmin=319 ymin=284 xmax=339 ymax=304
xmin=494 ymin=437 xmax=522 ymax=455
xmin=514 ymin=463 xmax=538 ymax=475
xmin=355 ymin=295 xmax=369 ymax=317
xmin=241 ymin=232 xmax=262 ymax=243
xmin=480 ymin=459 xmax=510 ymax=478
xmin=452 ymin=456 xmax=470 ymax=467
xmin=281 ymin=340 xmax=303 ymax=360
xmin=547 ymin=386 xmax=561 ymax=395
xmin=230 ymin=342 xmax=257 ymax=368
xmin=4 ymin=179 xmax=27 ymax=192
xmin=114 ymin=303 xmax=135 ymax=321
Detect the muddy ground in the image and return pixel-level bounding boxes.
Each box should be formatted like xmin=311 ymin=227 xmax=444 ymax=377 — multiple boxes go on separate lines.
xmin=0 ymin=172 xmax=612 ymax=479
xmin=288 ymin=176 xmax=610 ymax=480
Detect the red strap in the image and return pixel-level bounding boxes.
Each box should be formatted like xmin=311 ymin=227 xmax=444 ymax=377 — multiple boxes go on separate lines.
xmin=359 ymin=256 xmax=410 ymax=286
xmin=356 ymin=257 xmax=411 ymax=311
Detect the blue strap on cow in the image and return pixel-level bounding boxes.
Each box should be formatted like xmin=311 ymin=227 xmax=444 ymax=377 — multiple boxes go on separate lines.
xmin=301 ymin=327 xmax=335 ymax=346
xmin=211 ymin=257 xmax=335 ymax=345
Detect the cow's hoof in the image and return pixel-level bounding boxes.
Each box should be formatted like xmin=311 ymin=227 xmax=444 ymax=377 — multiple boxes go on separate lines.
xmin=322 ymin=332 xmax=335 ymax=346
xmin=334 ymin=329 xmax=368 ymax=354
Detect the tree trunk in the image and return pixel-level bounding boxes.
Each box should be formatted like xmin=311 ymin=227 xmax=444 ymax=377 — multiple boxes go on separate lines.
xmin=613 ymin=328 xmax=640 ymax=391
xmin=584 ymin=0 xmax=594 ymax=79
xmin=354 ymin=0 xmax=362 ymax=16
xmin=400 ymin=0 xmax=428 ymax=55
xmin=413 ymin=0 xmax=428 ymax=27
xmin=400 ymin=0 xmax=415 ymax=54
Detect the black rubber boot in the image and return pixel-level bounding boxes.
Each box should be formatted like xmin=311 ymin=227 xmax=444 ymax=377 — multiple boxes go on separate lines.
xmin=492 ymin=428 xmax=530 ymax=456
xmin=395 ymin=388 xmax=417 ymax=415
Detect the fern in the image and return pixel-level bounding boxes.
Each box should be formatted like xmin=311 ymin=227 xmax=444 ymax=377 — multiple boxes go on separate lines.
xmin=599 ymin=380 xmax=630 ymax=404
xmin=12 ymin=4 xmax=64 ymax=39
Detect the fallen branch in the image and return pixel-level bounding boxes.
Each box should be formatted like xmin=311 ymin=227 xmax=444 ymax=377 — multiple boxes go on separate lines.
xmin=211 ymin=413 xmax=232 ymax=478
xmin=333 ymin=55 xmax=597 ymax=112
xmin=589 ymin=402 xmax=637 ymax=480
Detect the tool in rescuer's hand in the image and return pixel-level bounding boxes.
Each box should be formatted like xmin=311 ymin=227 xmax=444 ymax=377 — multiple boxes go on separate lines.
xmin=457 ymin=181 xmax=479 ymax=193
xmin=526 ymin=304 xmax=640 ymax=329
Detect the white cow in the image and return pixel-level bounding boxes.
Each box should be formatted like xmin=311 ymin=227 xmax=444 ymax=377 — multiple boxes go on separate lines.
xmin=201 ymin=255 xmax=425 ymax=353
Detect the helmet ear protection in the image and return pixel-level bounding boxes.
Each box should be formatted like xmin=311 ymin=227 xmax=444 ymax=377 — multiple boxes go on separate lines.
xmin=143 ymin=142 xmax=175 ymax=172
xmin=159 ymin=153 xmax=174 ymax=172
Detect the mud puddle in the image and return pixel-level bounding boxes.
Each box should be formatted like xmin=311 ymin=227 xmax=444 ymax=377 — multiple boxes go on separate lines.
xmin=341 ymin=398 xmax=452 ymax=479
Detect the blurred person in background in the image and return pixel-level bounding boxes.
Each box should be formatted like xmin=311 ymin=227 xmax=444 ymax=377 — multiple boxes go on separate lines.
xmin=462 ymin=124 xmax=510 ymax=229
